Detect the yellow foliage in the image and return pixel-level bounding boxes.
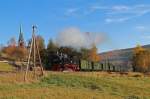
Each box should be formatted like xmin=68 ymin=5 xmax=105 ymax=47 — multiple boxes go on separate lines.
xmin=89 ymin=44 xmax=100 ymax=62
xmin=3 ymin=46 xmax=28 ymax=61
xmin=133 ymin=44 xmax=150 ymax=72
xmin=133 ymin=44 xmax=145 ymax=55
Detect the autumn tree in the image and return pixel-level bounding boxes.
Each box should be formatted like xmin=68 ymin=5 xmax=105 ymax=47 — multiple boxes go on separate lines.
xmin=3 ymin=37 xmax=28 ymax=61
xmin=3 ymin=46 xmax=28 ymax=61
xmin=3 ymin=37 xmax=17 ymax=60
xmin=16 ymin=47 xmax=28 ymax=61
xmin=133 ymin=45 xmax=150 ymax=72
xmin=27 ymin=35 xmax=45 ymax=50
xmin=35 ymin=35 xmax=46 ymax=62
xmin=8 ymin=37 xmax=16 ymax=47
xmin=133 ymin=44 xmax=145 ymax=55
xmin=36 ymin=35 xmax=45 ymax=51
xmin=27 ymin=35 xmax=46 ymax=61
xmin=88 ymin=44 xmax=100 ymax=62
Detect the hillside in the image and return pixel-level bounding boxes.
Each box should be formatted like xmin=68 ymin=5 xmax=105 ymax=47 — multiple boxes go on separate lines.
xmin=100 ymin=44 xmax=150 ymax=70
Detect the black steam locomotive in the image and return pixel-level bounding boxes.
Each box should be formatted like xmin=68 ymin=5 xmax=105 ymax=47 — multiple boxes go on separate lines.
xmin=50 ymin=51 xmax=123 ymax=72
xmin=51 ymin=52 xmax=80 ymax=71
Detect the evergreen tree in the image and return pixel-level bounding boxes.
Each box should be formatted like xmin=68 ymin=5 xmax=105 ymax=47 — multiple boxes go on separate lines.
xmin=47 ymin=39 xmax=58 ymax=53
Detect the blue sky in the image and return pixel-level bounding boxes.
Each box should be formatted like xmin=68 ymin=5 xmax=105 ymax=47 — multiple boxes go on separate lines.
xmin=0 ymin=0 xmax=150 ymax=52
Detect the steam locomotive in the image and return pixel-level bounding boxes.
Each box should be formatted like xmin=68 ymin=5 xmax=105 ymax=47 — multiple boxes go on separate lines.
xmin=51 ymin=52 xmax=80 ymax=71
xmin=50 ymin=51 xmax=123 ymax=72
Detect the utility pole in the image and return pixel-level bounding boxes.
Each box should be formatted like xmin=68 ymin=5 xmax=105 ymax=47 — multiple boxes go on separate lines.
xmin=24 ymin=25 xmax=44 ymax=82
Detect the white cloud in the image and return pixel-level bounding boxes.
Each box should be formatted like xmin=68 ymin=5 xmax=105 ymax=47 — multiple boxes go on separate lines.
xmin=107 ymin=4 xmax=150 ymax=15
xmin=112 ymin=5 xmax=130 ymax=11
xmin=105 ymin=18 xmax=113 ymax=23
xmin=65 ymin=8 xmax=79 ymax=16
xmin=90 ymin=6 xmax=108 ymax=11
xmin=135 ymin=25 xmax=150 ymax=40
xmin=105 ymin=4 xmax=150 ymax=23
xmin=141 ymin=36 xmax=150 ymax=39
xmin=105 ymin=16 xmax=133 ymax=23
xmin=65 ymin=4 xmax=150 ymax=23
xmin=135 ymin=25 xmax=150 ymax=33
xmin=136 ymin=26 xmax=147 ymax=31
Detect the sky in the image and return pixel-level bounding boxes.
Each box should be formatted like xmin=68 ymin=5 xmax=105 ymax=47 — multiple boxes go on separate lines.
xmin=0 ymin=0 xmax=150 ymax=52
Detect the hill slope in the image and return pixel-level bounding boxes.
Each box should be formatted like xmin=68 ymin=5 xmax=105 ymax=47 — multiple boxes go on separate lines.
xmin=100 ymin=44 xmax=150 ymax=70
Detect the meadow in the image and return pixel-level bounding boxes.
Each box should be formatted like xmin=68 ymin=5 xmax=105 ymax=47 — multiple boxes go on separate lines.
xmin=0 ymin=62 xmax=150 ymax=99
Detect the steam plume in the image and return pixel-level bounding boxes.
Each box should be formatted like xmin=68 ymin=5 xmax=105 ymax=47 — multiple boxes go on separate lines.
xmin=56 ymin=27 xmax=105 ymax=49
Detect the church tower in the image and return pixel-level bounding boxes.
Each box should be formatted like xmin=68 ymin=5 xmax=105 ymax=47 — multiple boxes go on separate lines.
xmin=18 ymin=25 xmax=25 ymax=47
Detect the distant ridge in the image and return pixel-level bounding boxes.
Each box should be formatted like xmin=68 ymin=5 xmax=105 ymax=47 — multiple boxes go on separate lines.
xmin=99 ymin=44 xmax=150 ymax=67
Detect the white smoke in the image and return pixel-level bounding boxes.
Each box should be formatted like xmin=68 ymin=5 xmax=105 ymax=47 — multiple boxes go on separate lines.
xmin=56 ymin=27 xmax=105 ymax=49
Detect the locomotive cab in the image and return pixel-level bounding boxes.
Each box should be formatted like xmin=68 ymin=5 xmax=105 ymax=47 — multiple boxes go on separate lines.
xmin=51 ymin=52 xmax=79 ymax=71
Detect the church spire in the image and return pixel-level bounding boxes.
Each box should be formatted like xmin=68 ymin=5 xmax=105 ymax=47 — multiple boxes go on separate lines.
xmin=18 ymin=25 xmax=25 ymax=47
xmin=20 ymin=24 xmax=22 ymax=35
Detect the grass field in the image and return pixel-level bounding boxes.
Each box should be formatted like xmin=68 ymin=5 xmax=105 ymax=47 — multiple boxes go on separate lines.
xmin=0 ymin=72 xmax=149 ymax=99
xmin=0 ymin=63 xmax=150 ymax=99
xmin=0 ymin=62 xmax=15 ymax=72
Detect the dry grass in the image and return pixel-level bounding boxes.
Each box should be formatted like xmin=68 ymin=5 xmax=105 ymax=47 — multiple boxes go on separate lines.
xmin=0 ymin=68 xmax=150 ymax=99
xmin=0 ymin=71 xmax=38 ymax=84
xmin=0 ymin=62 xmax=15 ymax=72
xmin=0 ymin=86 xmax=122 ymax=99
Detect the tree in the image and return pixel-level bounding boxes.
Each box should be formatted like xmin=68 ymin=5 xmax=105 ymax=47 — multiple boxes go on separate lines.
xmin=27 ymin=35 xmax=45 ymax=61
xmin=80 ymin=47 xmax=90 ymax=60
xmin=2 ymin=37 xmax=28 ymax=61
xmin=3 ymin=46 xmax=28 ymax=61
xmin=36 ymin=35 xmax=45 ymax=51
xmin=88 ymin=44 xmax=100 ymax=62
xmin=16 ymin=47 xmax=28 ymax=61
xmin=27 ymin=35 xmax=45 ymax=51
xmin=36 ymin=35 xmax=45 ymax=58
xmin=133 ymin=45 xmax=150 ymax=72
xmin=0 ymin=44 xmax=3 ymax=57
xmin=133 ymin=44 xmax=145 ymax=55
xmin=0 ymin=44 xmax=3 ymax=51
xmin=47 ymin=39 xmax=58 ymax=53
xmin=7 ymin=37 xmax=16 ymax=47
xmin=43 ymin=39 xmax=59 ymax=69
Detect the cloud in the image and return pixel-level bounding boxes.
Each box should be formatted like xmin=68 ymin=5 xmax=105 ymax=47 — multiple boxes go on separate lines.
xmin=65 ymin=4 xmax=150 ymax=23
xmin=135 ymin=25 xmax=150 ymax=33
xmin=65 ymin=8 xmax=79 ymax=16
xmin=105 ymin=4 xmax=150 ymax=23
xmin=112 ymin=5 xmax=130 ymax=11
xmin=136 ymin=26 xmax=147 ymax=31
xmin=105 ymin=17 xmax=132 ymax=23
xmin=135 ymin=25 xmax=150 ymax=40
xmin=133 ymin=4 xmax=150 ymax=16
xmin=90 ymin=6 xmax=108 ymax=11
xmin=141 ymin=36 xmax=150 ymax=39
xmin=106 ymin=4 xmax=150 ymax=15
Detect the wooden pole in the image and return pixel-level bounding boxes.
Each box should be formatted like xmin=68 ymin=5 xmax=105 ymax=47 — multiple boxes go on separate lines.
xmin=33 ymin=26 xmax=36 ymax=78
xmin=24 ymin=32 xmax=34 ymax=81
xmin=24 ymin=25 xmax=44 ymax=82
xmin=35 ymin=40 xmax=44 ymax=75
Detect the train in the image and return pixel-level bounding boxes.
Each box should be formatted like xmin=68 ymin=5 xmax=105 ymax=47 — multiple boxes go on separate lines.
xmin=50 ymin=51 xmax=131 ymax=72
